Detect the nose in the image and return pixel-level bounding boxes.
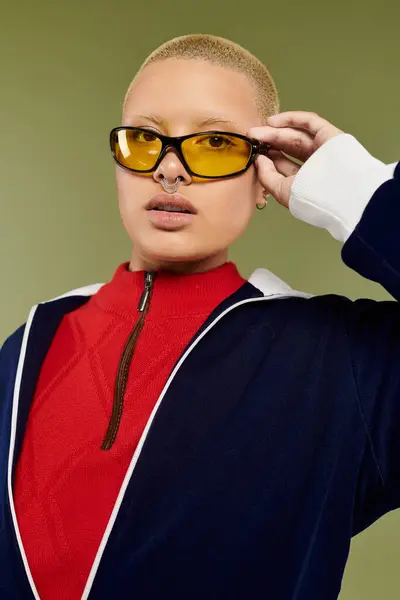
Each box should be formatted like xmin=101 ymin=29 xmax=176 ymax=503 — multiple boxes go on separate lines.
xmin=153 ymin=148 xmax=192 ymax=187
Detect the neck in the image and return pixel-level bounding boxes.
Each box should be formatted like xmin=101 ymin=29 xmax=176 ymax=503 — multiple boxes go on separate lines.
xmin=128 ymin=249 xmax=229 ymax=275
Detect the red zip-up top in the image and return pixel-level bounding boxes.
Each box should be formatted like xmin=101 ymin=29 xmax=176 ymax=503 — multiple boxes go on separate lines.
xmin=14 ymin=261 xmax=246 ymax=599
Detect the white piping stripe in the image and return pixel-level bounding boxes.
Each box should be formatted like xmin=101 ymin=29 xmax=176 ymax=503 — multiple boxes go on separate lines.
xmin=7 ymin=304 xmax=41 ymax=600
xmin=81 ymin=292 xmax=292 ymax=599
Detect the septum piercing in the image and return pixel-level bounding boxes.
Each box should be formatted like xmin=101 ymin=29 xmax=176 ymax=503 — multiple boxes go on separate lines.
xmin=161 ymin=176 xmax=182 ymax=194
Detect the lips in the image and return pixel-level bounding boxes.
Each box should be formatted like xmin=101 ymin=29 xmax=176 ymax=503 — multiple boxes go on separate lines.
xmin=146 ymin=193 xmax=197 ymax=215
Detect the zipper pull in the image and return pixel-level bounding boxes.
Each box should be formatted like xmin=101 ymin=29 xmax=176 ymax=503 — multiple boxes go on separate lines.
xmin=138 ymin=271 xmax=155 ymax=312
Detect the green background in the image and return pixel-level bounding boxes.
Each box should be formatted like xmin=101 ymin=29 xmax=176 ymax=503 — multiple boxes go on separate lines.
xmin=1 ymin=0 xmax=399 ymax=597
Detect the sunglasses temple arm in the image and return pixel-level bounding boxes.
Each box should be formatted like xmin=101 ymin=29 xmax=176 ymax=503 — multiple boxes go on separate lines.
xmin=257 ymin=142 xmax=271 ymax=156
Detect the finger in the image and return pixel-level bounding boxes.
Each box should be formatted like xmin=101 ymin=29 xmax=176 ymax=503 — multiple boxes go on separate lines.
xmin=268 ymin=150 xmax=301 ymax=177
xmin=255 ymin=155 xmax=295 ymax=207
xmin=254 ymin=154 xmax=285 ymax=196
xmin=248 ymin=125 xmax=314 ymax=162
xmin=267 ymin=111 xmax=330 ymax=134
xmin=266 ymin=111 xmax=343 ymax=145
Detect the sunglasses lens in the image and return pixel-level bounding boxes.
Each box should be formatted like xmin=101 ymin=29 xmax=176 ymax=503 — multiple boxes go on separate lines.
xmin=111 ymin=128 xmax=162 ymax=171
xmin=182 ymin=133 xmax=252 ymax=177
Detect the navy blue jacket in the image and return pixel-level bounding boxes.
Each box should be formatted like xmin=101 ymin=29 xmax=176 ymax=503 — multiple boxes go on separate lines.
xmin=1 ymin=159 xmax=400 ymax=599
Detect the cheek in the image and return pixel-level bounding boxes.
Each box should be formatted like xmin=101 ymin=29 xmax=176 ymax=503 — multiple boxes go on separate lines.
xmin=116 ymin=168 xmax=139 ymax=204
xmin=115 ymin=169 xmax=153 ymax=242
xmin=207 ymin=173 xmax=258 ymax=238
xmin=116 ymin=168 xmax=149 ymax=215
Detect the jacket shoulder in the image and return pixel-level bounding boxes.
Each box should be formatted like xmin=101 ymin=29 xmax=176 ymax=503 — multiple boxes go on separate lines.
xmin=40 ymin=282 xmax=104 ymax=304
xmin=1 ymin=324 xmax=26 ymax=361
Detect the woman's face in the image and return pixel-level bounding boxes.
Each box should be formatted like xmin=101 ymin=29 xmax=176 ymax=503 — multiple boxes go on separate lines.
xmin=117 ymin=58 xmax=265 ymax=272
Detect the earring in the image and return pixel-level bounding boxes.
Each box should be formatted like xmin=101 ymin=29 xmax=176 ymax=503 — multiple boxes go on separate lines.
xmin=256 ymin=190 xmax=270 ymax=210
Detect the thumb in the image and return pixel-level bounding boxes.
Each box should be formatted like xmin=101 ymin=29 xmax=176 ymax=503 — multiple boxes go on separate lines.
xmin=256 ymin=155 xmax=285 ymax=198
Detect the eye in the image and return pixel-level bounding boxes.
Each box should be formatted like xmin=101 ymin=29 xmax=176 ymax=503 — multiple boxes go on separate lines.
xmin=208 ymin=135 xmax=232 ymax=148
xmin=131 ymin=129 xmax=158 ymax=143
xmin=194 ymin=134 xmax=235 ymax=150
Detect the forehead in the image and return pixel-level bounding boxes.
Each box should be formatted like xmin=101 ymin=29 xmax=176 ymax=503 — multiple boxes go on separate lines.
xmin=123 ymin=58 xmax=262 ymax=132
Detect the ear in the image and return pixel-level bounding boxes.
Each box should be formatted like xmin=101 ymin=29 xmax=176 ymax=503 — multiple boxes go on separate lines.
xmin=255 ymin=180 xmax=265 ymax=208
xmin=252 ymin=159 xmax=265 ymax=207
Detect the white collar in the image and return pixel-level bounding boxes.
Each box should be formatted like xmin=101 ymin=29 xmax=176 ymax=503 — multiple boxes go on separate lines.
xmin=248 ymin=268 xmax=312 ymax=299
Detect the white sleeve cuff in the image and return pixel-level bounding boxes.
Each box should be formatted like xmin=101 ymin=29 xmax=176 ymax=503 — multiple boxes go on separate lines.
xmin=289 ymin=133 xmax=398 ymax=243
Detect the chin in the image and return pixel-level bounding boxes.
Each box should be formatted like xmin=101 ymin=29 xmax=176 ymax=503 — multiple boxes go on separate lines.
xmin=134 ymin=241 xmax=223 ymax=274
xmin=139 ymin=231 xmax=206 ymax=261
xmin=147 ymin=247 xmax=208 ymax=265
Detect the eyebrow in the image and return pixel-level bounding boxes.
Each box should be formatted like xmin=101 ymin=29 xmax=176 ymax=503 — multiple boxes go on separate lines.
xmin=196 ymin=116 xmax=241 ymax=129
xmin=132 ymin=114 xmax=241 ymax=131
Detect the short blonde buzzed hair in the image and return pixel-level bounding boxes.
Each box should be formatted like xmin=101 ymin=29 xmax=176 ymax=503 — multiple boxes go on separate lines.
xmin=122 ymin=34 xmax=280 ymax=123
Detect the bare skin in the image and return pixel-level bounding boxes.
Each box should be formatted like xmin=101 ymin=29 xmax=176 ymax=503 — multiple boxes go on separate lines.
xmin=248 ymin=112 xmax=343 ymax=207
xmin=118 ymin=58 xmax=265 ymax=274
xmin=118 ymin=59 xmax=344 ymax=274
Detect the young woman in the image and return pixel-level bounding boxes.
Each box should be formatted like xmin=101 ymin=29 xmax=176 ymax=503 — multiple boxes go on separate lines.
xmin=1 ymin=34 xmax=399 ymax=600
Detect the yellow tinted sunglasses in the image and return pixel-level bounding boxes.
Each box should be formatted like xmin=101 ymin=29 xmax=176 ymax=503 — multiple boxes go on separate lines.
xmin=110 ymin=127 xmax=271 ymax=179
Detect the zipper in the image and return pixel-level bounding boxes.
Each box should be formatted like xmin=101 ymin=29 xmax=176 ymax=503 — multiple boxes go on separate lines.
xmin=8 ymin=290 xmax=298 ymax=600
xmin=82 ymin=292 xmax=292 ymax=598
xmin=101 ymin=271 xmax=156 ymax=451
